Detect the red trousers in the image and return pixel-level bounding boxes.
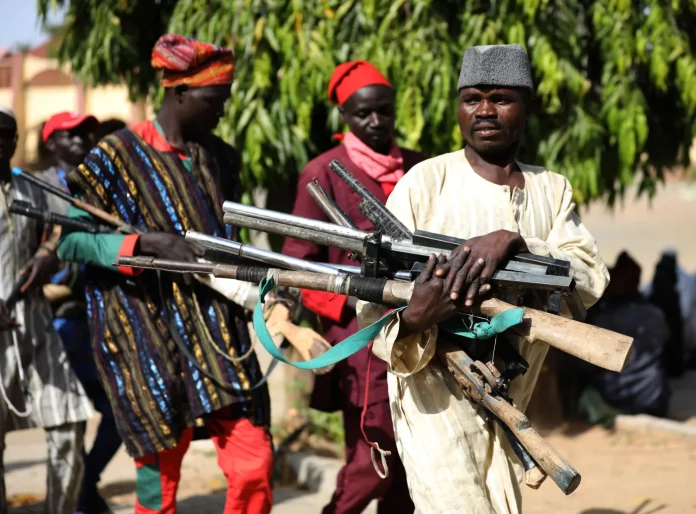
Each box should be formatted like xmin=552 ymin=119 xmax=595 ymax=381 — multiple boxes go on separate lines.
xmin=134 ymin=417 xmax=273 ymax=514
xmin=322 ymin=400 xmax=414 ymax=514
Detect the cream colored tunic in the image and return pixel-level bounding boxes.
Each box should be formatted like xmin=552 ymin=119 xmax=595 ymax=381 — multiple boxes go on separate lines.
xmin=357 ymin=150 xmax=609 ymax=514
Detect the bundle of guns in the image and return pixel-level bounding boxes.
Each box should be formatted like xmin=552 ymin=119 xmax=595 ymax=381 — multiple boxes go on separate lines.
xmin=117 ymin=253 xmax=630 ymax=495
xmin=222 ymin=160 xmax=587 ymax=321
xmin=118 ymin=160 xmax=633 ymax=496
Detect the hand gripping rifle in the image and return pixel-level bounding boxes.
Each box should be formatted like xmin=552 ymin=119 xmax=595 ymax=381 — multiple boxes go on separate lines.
xmin=117 ymin=254 xmax=632 ymax=494
xmin=220 ymin=172 xmax=586 ymax=322
xmin=8 ymin=200 xmax=339 ymax=374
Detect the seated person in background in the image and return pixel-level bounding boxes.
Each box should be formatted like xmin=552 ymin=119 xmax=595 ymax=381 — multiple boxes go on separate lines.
xmin=588 ymin=251 xmax=671 ymax=417
xmin=648 ymin=250 xmax=684 ymax=377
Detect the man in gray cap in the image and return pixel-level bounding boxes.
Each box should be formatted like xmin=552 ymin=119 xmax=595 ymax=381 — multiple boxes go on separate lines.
xmin=357 ymin=45 xmax=609 ymax=513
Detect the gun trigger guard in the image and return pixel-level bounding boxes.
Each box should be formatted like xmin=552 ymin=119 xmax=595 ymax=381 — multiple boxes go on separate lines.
xmin=471 ymin=360 xmax=500 ymax=395
xmin=370 ymin=443 xmax=391 ymax=480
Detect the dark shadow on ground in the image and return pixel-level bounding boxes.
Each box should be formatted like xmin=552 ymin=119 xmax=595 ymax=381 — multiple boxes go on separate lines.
xmin=582 ymin=499 xmax=668 ymax=514
xmin=10 ymin=486 xmax=314 ymax=513
xmin=173 ymin=486 xmax=312 ymax=511
xmin=5 ymin=459 xmax=45 ymax=473
xmin=100 ymin=479 xmax=136 ymax=499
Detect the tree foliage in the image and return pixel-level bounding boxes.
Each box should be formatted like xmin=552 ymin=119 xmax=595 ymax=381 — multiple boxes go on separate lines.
xmin=39 ymin=0 xmax=696 ymax=204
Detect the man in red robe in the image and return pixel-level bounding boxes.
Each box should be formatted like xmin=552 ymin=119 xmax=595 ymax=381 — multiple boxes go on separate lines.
xmin=282 ymin=61 xmax=425 ymax=514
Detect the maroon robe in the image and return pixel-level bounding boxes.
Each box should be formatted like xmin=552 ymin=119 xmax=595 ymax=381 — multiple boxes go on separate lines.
xmin=282 ymin=144 xmax=426 ymax=411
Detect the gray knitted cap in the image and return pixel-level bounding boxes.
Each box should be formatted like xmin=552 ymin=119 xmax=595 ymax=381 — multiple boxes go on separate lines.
xmin=457 ymin=44 xmax=534 ymax=91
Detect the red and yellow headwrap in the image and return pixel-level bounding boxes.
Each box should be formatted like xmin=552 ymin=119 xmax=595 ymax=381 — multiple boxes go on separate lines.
xmin=151 ymin=34 xmax=235 ymax=88
xmin=328 ymin=61 xmax=391 ymax=105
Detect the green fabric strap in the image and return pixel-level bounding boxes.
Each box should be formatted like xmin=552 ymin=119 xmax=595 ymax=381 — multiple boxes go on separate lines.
xmin=252 ymin=276 xmax=525 ymax=371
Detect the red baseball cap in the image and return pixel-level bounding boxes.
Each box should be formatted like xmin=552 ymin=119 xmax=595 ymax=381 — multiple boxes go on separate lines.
xmin=42 ymin=112 xmax=99 ymax=143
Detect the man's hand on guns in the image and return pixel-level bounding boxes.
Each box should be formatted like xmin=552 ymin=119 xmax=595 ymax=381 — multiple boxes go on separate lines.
xmin=0 ymin=300 xmax=18 ymax=331
xmin=137 ymin=232 xmax=205 ymax=286
xmin=19 ymin=249 xmax=59 ymax=294
xmin=399 ymin=230 xmax=528 ymax=338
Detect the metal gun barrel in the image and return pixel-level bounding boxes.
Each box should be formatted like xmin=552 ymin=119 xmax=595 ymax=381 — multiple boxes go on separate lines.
xmin=328 ymin=160 xmax=412 ymax=240
xmin=223 ymin=212 xmax=366 ymax=253
xmin=11 ymin=167 xmax=74 ymax=203
xmin=221 ymin=212 xmax=575 ymax=291
xmin=9 ymin=200 xmax=112 ymax=234
xmin=222 ymin=201 xmax=367 ymax=242
xmin=221 ymin=209 xmax=448 ymax=259
xmin=328 ymin=263 xmax=414 ymax=281
xmin=12 ymin=167 xmax=138 ymax=233
xmin=306 ymin=180 xmax=357 ymax=229
xmin=185 ymin=231 xmax=343 ymax=276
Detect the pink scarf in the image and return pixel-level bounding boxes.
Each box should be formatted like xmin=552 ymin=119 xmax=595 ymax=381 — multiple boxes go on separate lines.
xmin=343 ymin=131 xmax=404 ymax=187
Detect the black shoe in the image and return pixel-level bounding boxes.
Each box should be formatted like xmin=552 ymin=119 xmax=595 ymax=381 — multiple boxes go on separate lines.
xmin=76 ymin=490 xmax=111 ymax=514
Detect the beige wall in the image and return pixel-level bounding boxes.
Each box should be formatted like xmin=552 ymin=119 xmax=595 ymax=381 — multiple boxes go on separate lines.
xmin=2 ymin=45 xmax=143 ymax=165
xmin=23 ymin=54 xmax=57 ymax=81
xmin=0 ymin=88 xmax=12 ymax=108
xmin=86 ymin=85 xmax=132 ymax=122
xmin=23 ymin=85 xmax=77 ymax=162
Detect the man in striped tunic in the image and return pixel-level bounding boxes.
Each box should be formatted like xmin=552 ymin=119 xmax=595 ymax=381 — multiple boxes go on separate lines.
xmin=0 ymin=105 xmax=92 ymax=514
xmin=357 ymin=45 xmax=609 ymax=513
xmin=57 ymin=36 xmax=272 ymax=514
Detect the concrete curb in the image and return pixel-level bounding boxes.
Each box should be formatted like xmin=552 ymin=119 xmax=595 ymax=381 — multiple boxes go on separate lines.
xmin=614 ymin=414 xmax=696 ymax=437
xmin=278 ymin=414 xmax=696 ymax=496
xmin=284 ymin=451 xmax=342 ymax=494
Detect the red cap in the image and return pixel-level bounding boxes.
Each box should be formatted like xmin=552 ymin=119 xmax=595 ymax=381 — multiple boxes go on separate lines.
xmin=42 ymin=112 xmax=99 ymax=143
xmin=328 ymin=61 xmax=391 ymax=105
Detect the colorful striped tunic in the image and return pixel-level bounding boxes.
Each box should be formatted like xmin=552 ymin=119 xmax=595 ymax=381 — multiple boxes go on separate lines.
xmin=57 ymin=123 xmax=269 ymax=458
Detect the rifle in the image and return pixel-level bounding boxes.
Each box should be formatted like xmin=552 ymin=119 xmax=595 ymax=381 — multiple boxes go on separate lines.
xmin=11 ymin=167 xmax=140 ymax=234
xmin=223 ymin=159 xmax=589 ymax=321
xmin=118 ymin=255 xmax=627 ymax=494
xmin=8 ymin=201 xmax=338 ymax=374
xmin=218 ymin=203 xmax=630 ymax=370
xmin=9 ymin=200 xmax=114 ymax=234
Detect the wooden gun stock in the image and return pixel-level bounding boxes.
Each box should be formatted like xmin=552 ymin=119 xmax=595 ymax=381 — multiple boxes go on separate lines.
xmin=117 ymin=259 xmax=634 ymax=373
xmin=479 ymin=298 xmax=632 ymax=372
xmin=437 ymin=340 xmax=581 ymax=495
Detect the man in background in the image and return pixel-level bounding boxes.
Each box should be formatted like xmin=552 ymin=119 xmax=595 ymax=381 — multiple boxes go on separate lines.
xmin=283 ymin=61 xmax=424 ymax=514
xmin=0 ymin=104 xmax=92 ymax=514
xmin=588 ymin=252 xmax=671 ymax=417
xmin=42 ymin=111 xmax=122 ymax=514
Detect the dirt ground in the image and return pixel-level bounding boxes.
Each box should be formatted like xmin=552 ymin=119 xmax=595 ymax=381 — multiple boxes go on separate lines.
xmin=524 ymin=425 xmax=696 ymax=514
xmin=6 ymin=419 xmax=696 ymax=513
xmin=581 ymin=181 xmax=696 ymax=279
